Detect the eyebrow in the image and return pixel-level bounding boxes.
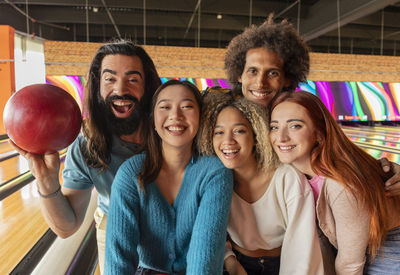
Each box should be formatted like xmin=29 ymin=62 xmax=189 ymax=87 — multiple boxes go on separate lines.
xmin=156 ymin=98 xmax=195 ymax=105
xmin=215 ymin=122 xmax=246 ymax=128
xmin=102 ymin=69 xmax=143 ymax=78
xmin=270 ymin=119 xmax=304 ymax=123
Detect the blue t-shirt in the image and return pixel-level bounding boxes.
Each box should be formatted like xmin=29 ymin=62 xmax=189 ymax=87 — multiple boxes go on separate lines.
xmin=62 ymin=134 xmax=140 ymax=213
xmin=105 ymin=154 xmax=234 ymax=274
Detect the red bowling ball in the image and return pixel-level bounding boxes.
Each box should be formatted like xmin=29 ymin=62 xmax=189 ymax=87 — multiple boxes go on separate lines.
xmin=3 ymin=84 xmax=82 ymax=154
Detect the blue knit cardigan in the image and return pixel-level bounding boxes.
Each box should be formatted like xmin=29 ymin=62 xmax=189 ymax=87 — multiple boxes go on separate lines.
xmin=105 ymin=154 xmax=233 ymax=274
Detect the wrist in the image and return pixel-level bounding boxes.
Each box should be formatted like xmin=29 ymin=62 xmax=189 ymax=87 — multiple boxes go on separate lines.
xmin=38 ymin=184 xmax=61 ymax=198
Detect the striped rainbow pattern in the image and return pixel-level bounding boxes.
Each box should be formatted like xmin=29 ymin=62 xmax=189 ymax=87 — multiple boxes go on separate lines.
xmin=46 ymin=75 xmax=400 ymax=122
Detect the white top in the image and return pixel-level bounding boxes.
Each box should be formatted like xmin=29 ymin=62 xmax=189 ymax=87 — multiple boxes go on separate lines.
xmin=227 ymin=164 xmax=324 ymax=275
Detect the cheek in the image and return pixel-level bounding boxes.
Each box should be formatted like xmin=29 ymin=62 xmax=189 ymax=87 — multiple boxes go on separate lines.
xmin=243 ymin=136 xmax=255 ymax=153
xmin=212 ymin=137 xmax=219 ymax=152
xmin=154 ymin=113 xmax=163 ymax=130
xmin=136 ymin=85 xmax=145 ymax=99
xmin=269 ymin=132 xmax=275 ymax=144
xmin=190 ymin=112 xmax=200 ymax=129
xmin=99 ymin=83 xmax=108 ymax=100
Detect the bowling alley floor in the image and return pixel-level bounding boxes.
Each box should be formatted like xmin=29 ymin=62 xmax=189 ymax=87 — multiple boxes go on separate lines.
xmin=0 ymin=126 xmax=399 ymax=274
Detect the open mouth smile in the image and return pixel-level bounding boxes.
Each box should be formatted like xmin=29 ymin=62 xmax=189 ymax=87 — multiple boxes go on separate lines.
xmin=111 ymin=100 xmax=135 ymax=117
xmin=250 ymin=90 xmax=270 ymax=98
xmin=221 ymin=148 xmax=240 ymax=159
xmin=165 ymin=125 xmax=187 ymax=135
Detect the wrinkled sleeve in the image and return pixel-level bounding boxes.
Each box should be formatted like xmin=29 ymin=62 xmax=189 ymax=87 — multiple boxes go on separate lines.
xmin=279 ymin=170 xmax=324 ymax=275
xmin=104 ymin=159 xmax=140 ymax=275
xmin=186 ymin=168 xmax=234 ymax=275
xmin=62 ymin=136 xmax=93 ymax=190
xmin=331 ymin=187 xmax=369 ymax=275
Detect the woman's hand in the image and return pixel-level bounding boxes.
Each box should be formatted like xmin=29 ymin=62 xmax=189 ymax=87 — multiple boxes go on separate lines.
xmin=224 ymin=255 xmax=247 ymax=275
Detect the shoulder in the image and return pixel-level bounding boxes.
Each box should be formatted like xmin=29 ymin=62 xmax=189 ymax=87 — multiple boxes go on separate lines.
xmin=190 ymin=156 xmax=233 ymax=189
xmin=65 ymin=134 xmax=88 ymax=167
xmin=322 ymin=178 xmax=358 ymax=206
xmin=67 ymin=134 xmax=86 ymax=154
xmin=120 ymin=153 xmax=146 ymax=172
xmin=192 ymin=156 xmax=231 ymax=177
xmin=113 ymin=153 xmax=145 ymax=190
xmin=193 ymin=155 xmax=226 ymax=170
xmin=272 ymin=164 xmax=311 ymax=197
xmin=274 ymin=164 xmax=307 ymax=186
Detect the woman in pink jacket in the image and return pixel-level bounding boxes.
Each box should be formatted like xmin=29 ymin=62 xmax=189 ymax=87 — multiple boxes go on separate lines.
xmin=269 ymin=91 xmax=400 ymax=275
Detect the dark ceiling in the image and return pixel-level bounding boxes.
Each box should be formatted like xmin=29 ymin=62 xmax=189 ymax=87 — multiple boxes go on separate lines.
xmin=2 ymin=0 xmax=400 ymax=56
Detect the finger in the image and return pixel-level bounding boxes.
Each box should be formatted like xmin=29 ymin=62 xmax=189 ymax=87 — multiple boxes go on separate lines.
xmin=385 ymin=173 xmax=400 ymax=187
xmin=8 ymin=140 xmax=28 ymax=156
xmin=385 ymin=190 xmax=400 ymax=197
xmin=379 ymin=157 xmax=391 ymax=173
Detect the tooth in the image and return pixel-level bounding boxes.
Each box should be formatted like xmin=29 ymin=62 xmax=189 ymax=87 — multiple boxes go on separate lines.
xmin=113 ymin=101 xmax=132 ymax=106
xmin=168 ymin=126 xmax=184 ymax=131
xmin=222 ymin=149 xmax=239 ymax=154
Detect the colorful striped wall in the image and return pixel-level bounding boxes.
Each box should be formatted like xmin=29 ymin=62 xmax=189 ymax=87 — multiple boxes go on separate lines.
xmin=46 ymin=75 xmax=400 ymax=122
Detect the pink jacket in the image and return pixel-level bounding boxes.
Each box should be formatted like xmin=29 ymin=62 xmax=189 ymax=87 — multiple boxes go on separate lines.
xmin=316 ymin=178 xmax=370 ymax=275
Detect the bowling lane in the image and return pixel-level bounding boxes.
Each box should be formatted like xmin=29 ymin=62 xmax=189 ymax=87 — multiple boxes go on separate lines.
xmin=342 ymin=125 xmax=400 ymax=164
xmin=0 ymin=140 xmax=15 ymax=154
xmin=0 ymin=155 xmax=30 ymax=185
xmin=0 ymin=162 xmax=64 ymax=275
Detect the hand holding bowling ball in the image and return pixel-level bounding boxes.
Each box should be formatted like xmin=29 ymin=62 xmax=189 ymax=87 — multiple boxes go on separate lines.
xmin=4 ymin=84 xmax=82 ymax=154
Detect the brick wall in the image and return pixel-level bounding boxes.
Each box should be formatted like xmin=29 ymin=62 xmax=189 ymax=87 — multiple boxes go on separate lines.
xmin=45 ymin=41 xmax=400 ymax=82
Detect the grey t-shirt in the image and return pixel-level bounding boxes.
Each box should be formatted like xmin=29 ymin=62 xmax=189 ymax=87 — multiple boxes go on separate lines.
xmin=62 ymin=134 xmax=140 ymax=214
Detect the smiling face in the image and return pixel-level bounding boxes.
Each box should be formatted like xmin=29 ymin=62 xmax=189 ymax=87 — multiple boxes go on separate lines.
xmin=239 ymin=48 xmax=290 ymax=107
xmin=269 ymin=101 xmax=317 ymax=176
xmin=99 ymin=54 xmax=146 ymax=136
xmin=212 ymin=107 xmax=256 ymax=171
xmin=100 ymin=54 xmax=145 ymax=118
xmin=154 ymin=84 xmax=200 ymax=151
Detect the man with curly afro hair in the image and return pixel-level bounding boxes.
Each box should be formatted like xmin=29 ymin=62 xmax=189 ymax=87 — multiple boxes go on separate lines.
xmin=224 ymin=14 xmax=309 ymax=107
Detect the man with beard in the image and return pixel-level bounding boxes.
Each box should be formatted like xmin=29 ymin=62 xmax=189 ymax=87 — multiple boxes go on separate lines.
xmin=13 ymin=40 xmax=160 ymax=273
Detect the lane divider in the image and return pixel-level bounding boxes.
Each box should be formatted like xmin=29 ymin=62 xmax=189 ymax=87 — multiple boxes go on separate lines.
xmin=0 ymin=151 xmax=67 ymax=201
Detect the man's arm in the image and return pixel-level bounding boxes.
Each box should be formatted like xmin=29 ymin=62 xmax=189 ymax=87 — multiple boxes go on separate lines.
xmin=12 ymin=141 xmax=92 ymax=238
xmin=379 ymin=158 xmax=400 ymax=196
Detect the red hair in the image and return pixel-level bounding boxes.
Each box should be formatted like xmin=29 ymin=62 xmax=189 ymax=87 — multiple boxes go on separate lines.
xmin=269 ymin=91 xmax=396 ymax=258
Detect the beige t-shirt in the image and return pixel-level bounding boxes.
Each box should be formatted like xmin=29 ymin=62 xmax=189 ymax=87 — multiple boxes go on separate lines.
xmin=227 ymin=164 xmax=324 ymax=275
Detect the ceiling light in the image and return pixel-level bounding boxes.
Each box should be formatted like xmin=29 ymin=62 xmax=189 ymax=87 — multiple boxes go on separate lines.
xmin=217 ymin=13 xmax=222 ymax=20
xmin=93 ymin=7 xmax=99 ymax=12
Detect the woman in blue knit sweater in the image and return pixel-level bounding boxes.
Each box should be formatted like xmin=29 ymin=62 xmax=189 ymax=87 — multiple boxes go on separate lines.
xmin=104 ymin=80 xmax=234 ymax=274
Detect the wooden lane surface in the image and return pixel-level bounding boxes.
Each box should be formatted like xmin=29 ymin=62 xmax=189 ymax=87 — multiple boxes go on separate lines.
xmin=0 ymin=162 xmax=65 ymax=274
xmin=0 ymin=155 xmax=30 ymax=185
xmin=0 ymin=141 xmax=14 ymax=155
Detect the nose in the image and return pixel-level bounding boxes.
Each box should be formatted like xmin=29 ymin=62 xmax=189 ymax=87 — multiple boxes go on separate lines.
xmin=256 ymin=73 xmax=269 ymax=89
xmin=222 ymin=131 xmax=236 ymax=145
xmin=277 ymin=127 xmax=289 ymax=142
xmin=112 ymin=79 xmax=129 ymax=95
xmin=169 ymin=106 xmax=183 ymax=120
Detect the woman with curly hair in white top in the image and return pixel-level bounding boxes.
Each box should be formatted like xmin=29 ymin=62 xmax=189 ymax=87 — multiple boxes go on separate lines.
xmin=197 ymin=91 xmax=323 ymax=275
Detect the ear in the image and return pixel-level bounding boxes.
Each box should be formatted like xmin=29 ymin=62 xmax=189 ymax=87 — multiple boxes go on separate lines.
xmin=283 ymin=78 xmax=291 ymax=88
xmin=238 ymin=75 xmax=242 ymax=83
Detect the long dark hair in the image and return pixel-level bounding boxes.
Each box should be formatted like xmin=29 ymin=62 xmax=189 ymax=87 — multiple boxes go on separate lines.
xmin=81 ymin=40 xmax=161 ymax=170
xmin=138 ymin=80 xmax=203 ymax=189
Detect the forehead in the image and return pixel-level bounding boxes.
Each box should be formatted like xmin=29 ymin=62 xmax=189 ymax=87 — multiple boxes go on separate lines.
xmin=100 ymin=54 xmax=144 ymax=73
xmin=272 ymin=101 xmax=310 ymax=120
xmin=244 ymin=47 xmax=284 ymax=69
xmin=217 ymin=107 xmax=249 ymax=125
xmin=157 ymin=84 xmax=197 ymax=102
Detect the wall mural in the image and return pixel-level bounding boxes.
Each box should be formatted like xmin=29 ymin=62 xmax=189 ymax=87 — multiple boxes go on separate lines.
xmin=46 ymin=76 xmax=400 ymax=122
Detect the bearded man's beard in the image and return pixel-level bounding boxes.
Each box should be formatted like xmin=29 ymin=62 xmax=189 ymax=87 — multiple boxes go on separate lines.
xmin=101 ymin=94 xmax=145 ymax=136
